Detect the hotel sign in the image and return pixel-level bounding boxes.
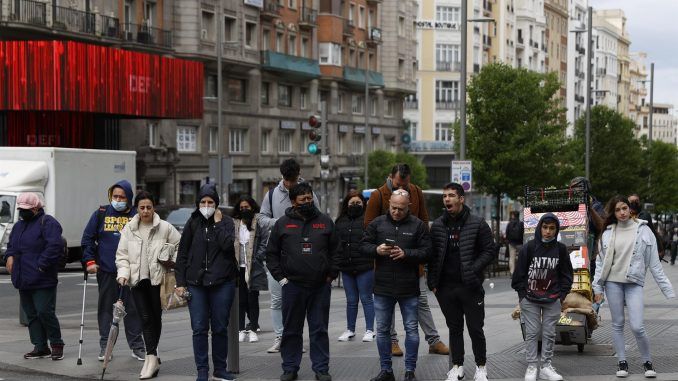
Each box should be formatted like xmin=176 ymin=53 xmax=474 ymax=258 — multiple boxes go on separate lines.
xmin=415 ymin=20 xmax=460 ymax=30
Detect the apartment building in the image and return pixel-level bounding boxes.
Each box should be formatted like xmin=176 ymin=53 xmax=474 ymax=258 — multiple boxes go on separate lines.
xmin=544 ymin=0 xmax=567 ymax=98
xmin=514 ymin=0 xmax=546 ymax=72
xmin=647 ymin=104 xmax=677 ymax=145
xmin=565 ymin=0 xmax=588 ymax=133
xmin=591 ymin=9 xmax=630 ymax=114
xmin=488 ymin=0 xmax=517 ymax=66
xmin=629 ymin=51 xmax=649 ymax=137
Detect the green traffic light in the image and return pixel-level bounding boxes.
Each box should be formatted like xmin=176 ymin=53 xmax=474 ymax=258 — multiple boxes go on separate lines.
xmin=308 ymin=142 xmax=319 ymax=155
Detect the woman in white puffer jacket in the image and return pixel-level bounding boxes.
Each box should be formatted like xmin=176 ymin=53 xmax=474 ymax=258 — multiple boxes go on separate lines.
xmin=116 ymin=191 xmax=181 ymax=379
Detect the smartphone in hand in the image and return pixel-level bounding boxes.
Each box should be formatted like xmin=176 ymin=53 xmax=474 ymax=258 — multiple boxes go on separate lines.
xmin=384 ymin=238 xmax=395 ymax=247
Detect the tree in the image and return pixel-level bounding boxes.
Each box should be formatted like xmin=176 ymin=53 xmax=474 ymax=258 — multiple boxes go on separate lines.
xmin=466 ymin=63 xmax=572 ymax=235
xmin=363 ymin=150 xmax=428 ymax=189
xmin=643 ymin=140 xmax=678 ymax=212
xmin=568 ymin=105 xmax=644 ymax=203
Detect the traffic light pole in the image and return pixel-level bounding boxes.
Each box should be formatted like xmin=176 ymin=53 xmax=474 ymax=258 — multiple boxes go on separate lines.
xmin=320 ymin=101 xmax=328 ymax=214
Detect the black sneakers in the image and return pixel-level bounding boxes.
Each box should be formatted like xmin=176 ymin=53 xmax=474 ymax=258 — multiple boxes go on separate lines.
xmin=616 ymin=361 xmax=629 ymax=378
xmin=24 ymin=347 xmax=51 ymax=359
xmin=404 ymin=370 xmax=417 ymax=381
xmin=315 ymin=371 xmax=332 ymax=381
xmin=643 ymin=361 xmax=657 ymax=378
xmin=280 ymin=371 xmax=298 ymax=381
xmin=371 ymin=370 xmax=395 ymax=381
xmin=50 ymin=344 xmax=64 ymax=361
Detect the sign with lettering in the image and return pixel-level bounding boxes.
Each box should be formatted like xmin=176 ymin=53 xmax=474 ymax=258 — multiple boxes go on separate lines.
xmin=415 ymin=20 xmax=460 ymax=30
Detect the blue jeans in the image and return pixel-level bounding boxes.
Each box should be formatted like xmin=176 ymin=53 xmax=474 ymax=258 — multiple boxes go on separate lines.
xmin=267 ymin=271 xmax=284 ymax=336
xmin=374 ymin=294 xmax=419 ymax=372
xmin=281 ymin=281 xmax=331 ymax=374
xmin=605 ymin=281 xmax=651 ymax=362
xmin=342 ymin=270 xmax=375 ymax=332
xmin=187 ymin=281 xmax=236 ymax=376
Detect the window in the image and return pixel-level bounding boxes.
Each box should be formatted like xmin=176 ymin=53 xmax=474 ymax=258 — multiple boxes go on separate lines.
xmin=228 ymin=79 xmax=247 ymax=103
xmin=245 ymin=22 xmax=257 ymax=48
xmin=124 ymin=0 xmax=132 ymax=25
xmin=209 ymin=127 xmax=218 ymax=153
xmin=352 ymin=134 xmax=364 ymax=154
xmin=224 ymin=16 xmax=236 ymax=41
xmin=435 ymin=123 xmax=454 ymax=142
xmin=262 ymin=28 xmax=270 ymax=50
xmin=300 ymin=88 xmax=308 ymax=109
xmin=371 ymin=98 xmax=377 ymax=116
xmin=359 ymin=51 xmax=365 ymax=68
xmin=276 ymin=32 xmax=284 ymax=53
xmin=338 ymin=92 xmax=345 ymax=113
xmin=352 ymin=94 xmax=364 ymax=114
xmin=288 ymin=0 xmax=296 ymax=8
xmin=261 ymin=82 xmax=270 ymax=105
xmin=177 ymin=126 xmax=197 ymax=152
xmin=409 ymin=122 xmax=418 ymax=141
xmin=301 ymin=37 xmax=309 ymax=57
xmin=261 ymin=130 xmax=271 ymax=153
xmin=229 ymin=129 xmax=247 ymax=153
xmin=201 ymin=11 xmax=215 ymax=41
xmin=358 ymin=6 xmax=365 ymax=28
xmin=369 ymin=52 xmax=375 ymax=70
xmin=205 ymin=75 xmax=217 ymax=98
xmin=278 ymin=131 xmax=293 ymax=153
xmin=398 ymin=16 xmax=405 ymax=36
xmin=319 ymin=42 xmax=341 ymax=65
xmin=278 ymin=85 xmax=292 ymax=107
xmin=436 ymin=80 xmax=459 ymax=102
xmin=398 ymin=59 xmax=405 ymax=79
xmin=349 ymin=3 xmax=355 ymax=23
xmin=385 ymin=100 xmax=394 ymax=117
xmin=368 ymin=9 xmax=375 ymax=29
xmin=349 ymin=49 xmax=356 ymax=67
xmin=338 ymin=133 xmax=346 ymax=154
xmin=144 ymin=1 xmax=155 ymax=26
xmin=148 ymin=122 xmax=158 ymax=147
xmin=436 ymin=44 xmax=461 ymax=69
xmin=436 ymin=6 xmax=460 ymax=23
xmin=288 ymin=34 xmax=296 ymax=55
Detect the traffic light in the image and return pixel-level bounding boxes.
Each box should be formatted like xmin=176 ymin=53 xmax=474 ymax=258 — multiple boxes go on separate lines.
xmin=307 ymin=114 xmax=322 ymax=154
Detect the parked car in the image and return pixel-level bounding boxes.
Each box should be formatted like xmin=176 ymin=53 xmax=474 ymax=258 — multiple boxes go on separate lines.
xmin=156 ymin=204 xmax=233 ymax=234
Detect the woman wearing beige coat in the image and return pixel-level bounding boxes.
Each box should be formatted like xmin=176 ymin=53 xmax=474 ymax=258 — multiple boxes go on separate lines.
xmin=116 ymin=191 xmax=181 ymax=379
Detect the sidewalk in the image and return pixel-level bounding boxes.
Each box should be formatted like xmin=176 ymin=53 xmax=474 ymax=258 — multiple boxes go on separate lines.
xmin=1 ymin=264 xmax=677 ymax=381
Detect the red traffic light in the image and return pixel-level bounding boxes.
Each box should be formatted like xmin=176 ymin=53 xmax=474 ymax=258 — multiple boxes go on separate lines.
xmin=308 ymin=131 xmax=321 ymax=142
xmin=308 ymin=115 xmax=321 ymax=128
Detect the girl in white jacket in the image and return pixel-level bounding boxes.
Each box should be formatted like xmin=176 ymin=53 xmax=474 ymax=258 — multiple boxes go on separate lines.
xmin=116 ymin=191 xmax=181 ymax=379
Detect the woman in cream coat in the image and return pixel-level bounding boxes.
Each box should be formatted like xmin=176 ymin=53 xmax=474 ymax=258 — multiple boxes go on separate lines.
xmin=116 ymin=191 xmax=181 ymax=379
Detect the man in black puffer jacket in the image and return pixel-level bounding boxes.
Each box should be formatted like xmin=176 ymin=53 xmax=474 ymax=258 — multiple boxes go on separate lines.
xmin=266 ymin=183 xmax=339 ymax=381
xmin=428 ymin=182 xmax=496 ymax=381
xmin=361 ymin=189 xmax=430 ymax=381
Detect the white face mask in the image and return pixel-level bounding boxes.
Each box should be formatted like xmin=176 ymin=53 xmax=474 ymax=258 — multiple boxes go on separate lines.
xmin=200 ymin=207 xmax=215 ymax=219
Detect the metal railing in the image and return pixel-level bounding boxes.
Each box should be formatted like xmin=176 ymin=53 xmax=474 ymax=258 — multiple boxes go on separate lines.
xmin=53 ymin=5 xmax=96 ymax=35
xmin=300 ymin=7 xmax=317 ymax=25
xmin=436 ymin=61 xmax=461 ymax=71
xmin=343 ymin=19 xmax=354 ymax=35
xmin=9 ymin=0 xmax=47 ymax=26
xmin=596 ymin=67 xmax=607 ymax=75
xmin=123 ymin=22 xmax=172 ymax=49
xmin=436 ymin=100 xmax=460 ymax=110
xmin=261 ymin=0 xmax=281 ymax=17
xmin=100 ymin=14 xmax=120 ymax=38
xmin=404 ymin=100 xmax=418 ymax=109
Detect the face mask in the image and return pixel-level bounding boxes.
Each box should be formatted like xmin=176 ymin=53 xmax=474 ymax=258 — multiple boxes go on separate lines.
xmin=19 ymin=209 xmax=35 ymax=221
xmin=542 ymin=236 xmax=556 ymax=243
xmin=241 ymin=209 xmax=254 ymax=221
xmin=200 ymin=207 xmax=216 ymax=219
xmin=629 ymin=202 xmax=641 ymax=214
xmin=296 ymin=202 xmax=316 ymax=218
xmin=111 ymin=200 xmax=128 ymax=212
xmin=347 ymin=204 xmax=363 ymax=218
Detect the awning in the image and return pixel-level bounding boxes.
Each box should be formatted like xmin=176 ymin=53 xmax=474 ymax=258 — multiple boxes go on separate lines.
xmin=0 ymin=40 xmax=203 ymax=119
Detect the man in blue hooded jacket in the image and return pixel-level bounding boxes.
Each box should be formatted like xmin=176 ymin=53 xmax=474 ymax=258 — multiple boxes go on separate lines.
xmin=81 ymin=180 xmax=145 ymax=361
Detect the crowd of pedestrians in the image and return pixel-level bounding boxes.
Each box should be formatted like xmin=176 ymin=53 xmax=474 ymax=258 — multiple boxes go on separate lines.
xmin=2 ymin=158 xmax=674 ymax=381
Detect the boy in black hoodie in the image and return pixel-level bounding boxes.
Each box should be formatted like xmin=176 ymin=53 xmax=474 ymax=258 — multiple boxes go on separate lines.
xmin=512 ymin=213 xmax=573 ymax=381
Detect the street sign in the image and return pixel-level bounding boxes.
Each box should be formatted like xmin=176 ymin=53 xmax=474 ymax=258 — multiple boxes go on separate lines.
xmin=450 ymin=160 xmax=473 ymax=192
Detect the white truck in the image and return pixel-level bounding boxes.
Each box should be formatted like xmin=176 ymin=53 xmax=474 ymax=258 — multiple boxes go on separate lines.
xmin=0 ymin=147 xmax=136 ymax=268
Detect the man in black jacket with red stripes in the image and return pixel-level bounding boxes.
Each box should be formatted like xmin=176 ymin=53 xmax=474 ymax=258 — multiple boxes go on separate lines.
xmin=266 ymin=183 xmax=339 ymax=381
xmin=428 ymin=182 xmax=496 ymax=381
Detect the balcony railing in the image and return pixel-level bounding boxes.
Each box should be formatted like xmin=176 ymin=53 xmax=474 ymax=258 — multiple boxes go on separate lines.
xmin=483 ymin=0 xmax=493 ymax=12
xmin=53 ymin=5 xmax=96 ymax=35
xmin=343 ymin=19 xmax=354 ymax=35
xmin=299 ymin=7 xmax=317 ymax=28
xmin=101 ymin=14 xmax=120 ymax=38
xmin=596 ymin=67 xmax=607 ymax=75
xmin=368 ymin=27 xmax=382 ymax=44
xmin=123 ymin=23 xmax=172 ymax=49
xmin=408 ymin=140 xmax=455 ymax=153
xmin=473 ymin=63 xmax=480 ymax=73
xmin=261 ymin=0 xmax=281 ymax=18
xmin=404 ymin=100 xmax=418 ymax=109
xmin=436 ymin=61 xmax=461 ymax=71
xmin=436 ymin=100 xmax=460 ymax=110
xmin=517 ymin=36 xmax=524 ymax=45
xmin=9 ymin=0 xmax=47 ymax=26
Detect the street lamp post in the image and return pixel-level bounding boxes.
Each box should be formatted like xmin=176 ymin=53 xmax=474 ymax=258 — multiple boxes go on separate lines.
xmin=364 ymin=52 xmax=370 ymax=187
xmin=649 ymin=62 xmax=654 ymax=143
xmin=570 ymin=6 xmax=593 ymax=179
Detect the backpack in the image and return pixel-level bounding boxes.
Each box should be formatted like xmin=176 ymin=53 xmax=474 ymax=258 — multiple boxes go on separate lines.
xmin=507 ymin=220 xmax=523 ymax=243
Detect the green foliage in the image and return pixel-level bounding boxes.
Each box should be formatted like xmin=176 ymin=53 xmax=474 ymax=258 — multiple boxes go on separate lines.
xmin=643 ymin=140 xmax=678 ymax=212
xmin=363 ymin=150 xmax=429 ymax=189
xmin=568 ymin=105 xmax=644 ymax=203
xmin=466 ymin=63 xmax=572 ymax=199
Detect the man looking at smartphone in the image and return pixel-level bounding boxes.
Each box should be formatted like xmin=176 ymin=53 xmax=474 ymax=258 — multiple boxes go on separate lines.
xmin=361 ymin=190 xmax=431 ymax=381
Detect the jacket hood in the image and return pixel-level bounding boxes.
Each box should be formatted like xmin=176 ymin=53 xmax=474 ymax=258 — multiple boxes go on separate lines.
xmin=108 ymin=180 xmax=134 ymax=209
xmin=284 ymin=204 xmax=320 ymax=221
xmin=535 ymin=212 xmax=560 ymax=242
xmin=196 ymin=184 xmax=220 ymax=207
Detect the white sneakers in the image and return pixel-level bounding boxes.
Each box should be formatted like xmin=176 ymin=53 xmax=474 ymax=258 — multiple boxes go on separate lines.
xmin=446 ymin=365 xmax=464 ymax=381
xmin=539 ymin=364 xmax=563 ymax=381
xmin=362 ymin=330 xmax=376 ymax=342
xmin=473 ymin=365 xmax=488 ymax=381
xmin=338 ymin=330 xmax=356 ymax=342
xmin=267 ymin=336 xmax=282 ymax=353
xmin=238 ymin=330 xmax=247 ymax=342
xmin=524 ymin=366 xmax=538 ymax=381
xmin=248 ymin=331 xmax=259 ymax=343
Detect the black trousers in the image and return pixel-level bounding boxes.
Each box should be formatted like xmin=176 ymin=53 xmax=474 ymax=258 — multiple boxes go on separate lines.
xmin=131 ymin=279 xmax=162 ymax=355
xmin=238 ymin=267 xmax=260 ymax=331
xmin=97 ymin=271 xmax=144 ymax=351
xmin=435 ymin=285 xmax=487 ymax=366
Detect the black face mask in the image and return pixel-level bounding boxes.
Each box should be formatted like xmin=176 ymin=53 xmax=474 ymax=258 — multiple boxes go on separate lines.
xmin=347 ymin=204 xmax=363 ymax=218
xmin=629 ymin=202 xmax=641 ymax=214
xmin=296 ymin=202 xmax=316 ymax=218
xmin=19 ymin=209 xmax=35 ymax=221
xmin=240 ymin=209 xmax=255 ymax=221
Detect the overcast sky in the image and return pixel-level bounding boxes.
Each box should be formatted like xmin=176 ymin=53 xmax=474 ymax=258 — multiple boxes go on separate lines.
xmin=590 ymin=0 xmax=678 ymax=113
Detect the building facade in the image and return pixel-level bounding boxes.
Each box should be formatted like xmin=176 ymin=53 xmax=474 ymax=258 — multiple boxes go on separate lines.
xmin=544 ymin=0 xmax=567 ymax=98
xmin=629 ymin=51 xmax=649 ymax=137
xmin=565 ymin=0 xmax=588 ymax=133
xmin=514 ymin=0 xmax=546 ymax=72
